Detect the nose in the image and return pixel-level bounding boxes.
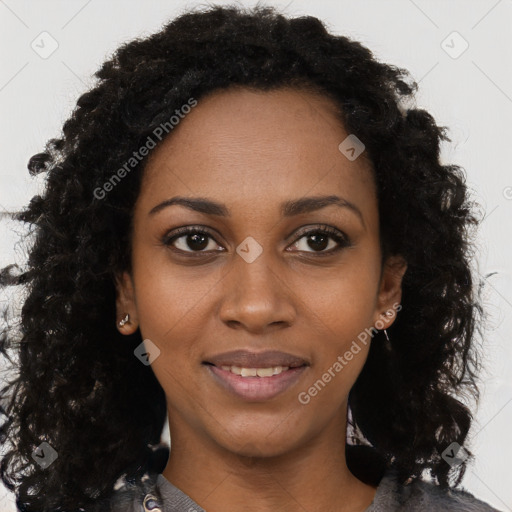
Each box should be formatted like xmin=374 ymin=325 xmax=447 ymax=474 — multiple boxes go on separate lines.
xmin=218 ymin=251 xmax=296 ymax=334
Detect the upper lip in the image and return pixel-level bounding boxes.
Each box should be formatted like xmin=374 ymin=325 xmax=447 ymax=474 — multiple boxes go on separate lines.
xmin=203 ymin=350 xmax=309 ymax=368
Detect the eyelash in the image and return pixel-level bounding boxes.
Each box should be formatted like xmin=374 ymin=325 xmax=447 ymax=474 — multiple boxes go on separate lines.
xmin=161 ymin=225 xmax=352 ymax=257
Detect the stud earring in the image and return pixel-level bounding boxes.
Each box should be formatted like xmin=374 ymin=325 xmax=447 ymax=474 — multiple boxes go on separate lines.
xmin=118 ymin=313 xmax=130 ymax=328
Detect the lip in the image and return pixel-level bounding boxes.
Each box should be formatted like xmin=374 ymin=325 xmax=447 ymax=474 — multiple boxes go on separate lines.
xmin=203 ymin=349 xmax=309 ymax=368
xmin=205 ymin=363 xmax=308 ymax=402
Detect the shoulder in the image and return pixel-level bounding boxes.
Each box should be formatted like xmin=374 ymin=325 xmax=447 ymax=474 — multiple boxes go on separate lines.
xmin=372 ymin=469 xmax=503 ymax=512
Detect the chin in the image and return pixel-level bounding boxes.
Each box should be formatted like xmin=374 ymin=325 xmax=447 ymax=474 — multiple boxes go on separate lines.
xmin=231 ymin=443 xmax=287 ymax=460
xmin=217 ymin=429 xmax=302 ymax=459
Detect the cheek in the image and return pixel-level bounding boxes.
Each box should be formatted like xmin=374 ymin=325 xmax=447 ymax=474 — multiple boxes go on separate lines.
xmin=132 ymin=245 xmax=218 ymax=341
xmin=291 ymin=261 xmax=379 ymax=393
xmin=294 ymin=262 xmax=380 ymax=337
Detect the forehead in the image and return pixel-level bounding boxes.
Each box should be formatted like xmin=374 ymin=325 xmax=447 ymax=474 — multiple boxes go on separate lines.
xmin=139 ymin=87 xmax=376 ymax=214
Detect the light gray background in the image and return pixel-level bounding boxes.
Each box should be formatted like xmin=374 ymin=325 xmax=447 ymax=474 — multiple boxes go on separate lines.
xmin=0 ymin=0 xmax=511 ymax=510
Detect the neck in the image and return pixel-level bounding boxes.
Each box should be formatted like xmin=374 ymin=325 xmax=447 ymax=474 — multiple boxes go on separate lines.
xmin=162 ymin=408 xmax=377 ymax=512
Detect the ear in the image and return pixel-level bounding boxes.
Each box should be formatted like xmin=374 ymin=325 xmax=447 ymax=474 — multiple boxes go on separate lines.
xmin=373 ymin=255 xmax=407 ymax=329
xmin=114 ymin=271 xmax=139 ymax=334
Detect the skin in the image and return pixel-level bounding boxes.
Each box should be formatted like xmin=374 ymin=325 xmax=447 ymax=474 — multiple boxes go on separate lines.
xmin=115 ymin=86 xmax=407 ymax=512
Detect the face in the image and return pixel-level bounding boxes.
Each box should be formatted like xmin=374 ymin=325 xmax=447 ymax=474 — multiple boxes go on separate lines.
xmin=116 ymin=86 xmax=406 ymax=458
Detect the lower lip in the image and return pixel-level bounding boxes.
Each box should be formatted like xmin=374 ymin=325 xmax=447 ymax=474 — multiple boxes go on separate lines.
xmin=205 ymin=364 xmax=308 ymax=402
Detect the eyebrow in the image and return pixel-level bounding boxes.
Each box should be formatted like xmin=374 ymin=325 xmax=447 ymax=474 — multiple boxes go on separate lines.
xmin=148 ymin=194 xmax=365 ymax=226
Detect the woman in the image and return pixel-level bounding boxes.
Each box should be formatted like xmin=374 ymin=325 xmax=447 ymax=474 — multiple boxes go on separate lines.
xmin=0 ymin=4 xmax=502 ymax=511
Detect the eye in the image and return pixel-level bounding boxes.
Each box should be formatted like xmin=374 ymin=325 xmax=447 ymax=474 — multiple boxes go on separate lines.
xmin=161 ymin=225 xmax=352 ymax=256
xmin=162 ymin=226 xmax=224 ymax=254
xmin=287 ymin=225 xmax=352 ymax=255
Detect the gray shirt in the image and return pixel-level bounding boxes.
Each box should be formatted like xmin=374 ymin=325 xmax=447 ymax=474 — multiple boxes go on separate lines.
xmin=111 ymin=468 xmax=503 ymax=511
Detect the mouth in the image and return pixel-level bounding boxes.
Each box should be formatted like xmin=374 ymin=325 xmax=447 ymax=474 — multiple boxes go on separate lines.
xmin=202 ymin=361 xmax=308 ymax=402
xmin=203 ymin=361 xmax=304 ymax=377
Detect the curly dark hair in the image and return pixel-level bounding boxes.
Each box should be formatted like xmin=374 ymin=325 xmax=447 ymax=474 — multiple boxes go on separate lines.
xmin=0 ymin=3 xmax=486 ymax=511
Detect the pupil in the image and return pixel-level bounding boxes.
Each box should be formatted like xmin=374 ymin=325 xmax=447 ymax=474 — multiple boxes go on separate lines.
xmin=188 ymin=233 xmax=208 ymax=250
xmin=308 ymin=234 xmax=328 ymax=251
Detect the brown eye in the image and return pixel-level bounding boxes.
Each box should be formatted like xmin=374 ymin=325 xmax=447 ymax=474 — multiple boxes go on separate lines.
xmin=162 ymin=227 xmax=223 ymax=253
xmin=288 ymin=226 xmax=351 ymax=255
xmin=162 ymin=225 xmax=351 ymax=257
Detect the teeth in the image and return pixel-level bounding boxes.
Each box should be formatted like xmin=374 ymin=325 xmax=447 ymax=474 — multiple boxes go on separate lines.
xmin=219 ymin=365 xmax=290 ymax=377
xmin=256 ymin=368 xmax=274 ymax=377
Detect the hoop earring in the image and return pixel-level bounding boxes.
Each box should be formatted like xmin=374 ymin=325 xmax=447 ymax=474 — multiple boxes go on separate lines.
xmin=118 ymin=313 xmax=130 ymax=327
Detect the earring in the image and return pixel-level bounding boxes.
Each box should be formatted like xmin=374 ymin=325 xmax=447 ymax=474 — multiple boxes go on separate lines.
xmin=383 ymin=328 xmax=392 ymax=351
xmin=118 ymin=313 xmax=130 ymax=328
